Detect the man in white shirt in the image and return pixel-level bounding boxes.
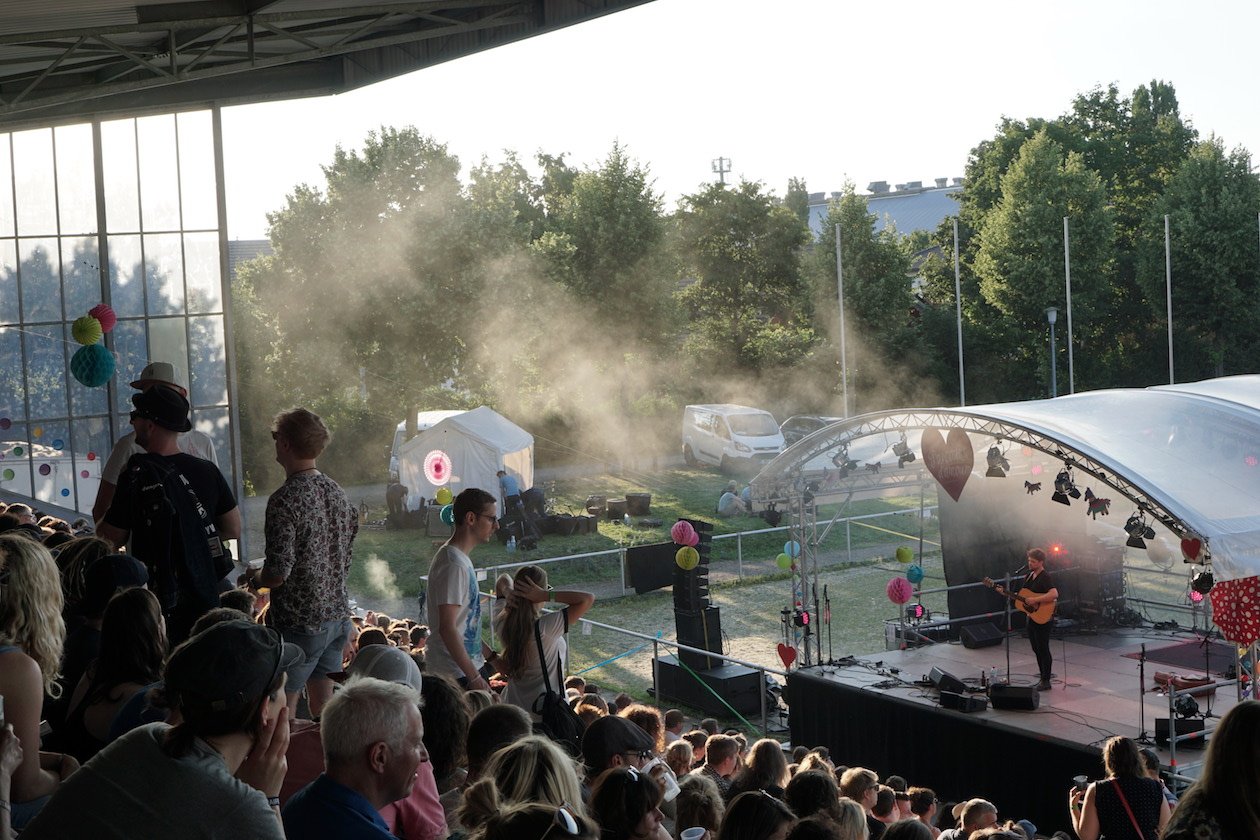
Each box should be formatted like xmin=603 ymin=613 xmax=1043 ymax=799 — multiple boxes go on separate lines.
xmin=92 ymin=361 xmax=217 ymax=525
xmin=423 ymin=488 xmax=500 ymax=692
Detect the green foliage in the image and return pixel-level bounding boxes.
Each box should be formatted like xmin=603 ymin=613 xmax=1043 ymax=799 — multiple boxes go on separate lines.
xmin=674 ymin=180 xmax=814 ymax=372
xmin=784 ymin=177 xmax=811 ymax=225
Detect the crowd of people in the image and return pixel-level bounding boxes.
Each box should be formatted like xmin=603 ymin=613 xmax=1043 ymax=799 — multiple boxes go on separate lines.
xmin=1 ymin=362 xmax=1257 ymax=839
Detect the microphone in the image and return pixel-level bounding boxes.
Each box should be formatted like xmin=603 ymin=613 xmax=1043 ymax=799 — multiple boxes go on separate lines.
xmin=1012 ymin=564 xmax=1028 ymax=576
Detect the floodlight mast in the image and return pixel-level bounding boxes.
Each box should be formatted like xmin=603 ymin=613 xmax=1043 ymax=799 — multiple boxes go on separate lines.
xmin=710 ymin=156 xmax=731 ymax=186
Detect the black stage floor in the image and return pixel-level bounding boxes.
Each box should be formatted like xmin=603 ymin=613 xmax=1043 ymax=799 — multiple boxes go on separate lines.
xmin=786 ymin=627 xmax=1237 ymax=836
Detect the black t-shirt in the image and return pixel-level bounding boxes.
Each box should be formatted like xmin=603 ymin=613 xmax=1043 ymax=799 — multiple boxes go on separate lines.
xmin=1024 ymin=569 xmax=1054 ymax=596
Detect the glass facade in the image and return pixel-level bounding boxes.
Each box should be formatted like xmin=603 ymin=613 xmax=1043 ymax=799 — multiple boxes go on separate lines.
xmin=0 ymin=111 xmax=235 ymax=516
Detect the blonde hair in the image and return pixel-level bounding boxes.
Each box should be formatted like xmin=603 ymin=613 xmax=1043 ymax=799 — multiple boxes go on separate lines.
xmin=0 ymin=534 xmax=66 ymax=696
xmin=458 ymin=735 xmax=586 ymax=827
xmin=499 ymin=565 xmax=548 ymax=680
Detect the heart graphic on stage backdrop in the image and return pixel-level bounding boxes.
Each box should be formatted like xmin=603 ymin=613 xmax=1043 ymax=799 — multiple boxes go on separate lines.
xmin=921 ymin=428 xmax=975 ymax=502
xmin=776 ymin=643 xmax=797 ymax=669
xmin=1181 ymin=538 xmax=1202 ymax=562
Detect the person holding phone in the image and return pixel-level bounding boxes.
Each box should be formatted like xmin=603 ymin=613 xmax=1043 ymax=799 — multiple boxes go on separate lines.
xmin=1069 ymin=736 xmax=1168 ymax=840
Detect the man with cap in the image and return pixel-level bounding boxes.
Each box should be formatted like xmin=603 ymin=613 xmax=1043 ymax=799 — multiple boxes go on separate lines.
xmin=249 ymin=407 xmax=357 ymax=718
xmin=284 ymin=673 xmax=428 ymax=840
xmin=97 ymin=385 xmax=239 ymax=644
xmin=22 ymin=620 xmax=297 ymax=839
xmin=92 ymin=361 xmax=217 ymax=525
xmin=581 ymin=714 xmax=657 ymax=789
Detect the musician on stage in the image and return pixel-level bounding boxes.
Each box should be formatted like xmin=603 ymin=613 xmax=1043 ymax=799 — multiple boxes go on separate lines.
xmin=1020 ymin=548 xmax=1058 ymax=690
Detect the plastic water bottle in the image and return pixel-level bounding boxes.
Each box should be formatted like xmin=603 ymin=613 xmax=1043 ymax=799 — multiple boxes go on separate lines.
xmin=989 ymin=666 xmax=998 ymax=686
xmin=623 ymin=513 xmax=632 ymax=527
xmin=506 ymin=536 xmax=517 ymax=553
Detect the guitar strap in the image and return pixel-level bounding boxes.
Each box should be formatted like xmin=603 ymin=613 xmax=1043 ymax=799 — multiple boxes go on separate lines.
xmin=1110 ymin=779 xmax=1149 ymax=840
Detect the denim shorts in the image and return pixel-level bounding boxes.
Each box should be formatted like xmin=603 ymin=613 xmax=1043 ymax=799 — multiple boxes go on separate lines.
xmin=278 ymin=618 xmax=352 ymax=692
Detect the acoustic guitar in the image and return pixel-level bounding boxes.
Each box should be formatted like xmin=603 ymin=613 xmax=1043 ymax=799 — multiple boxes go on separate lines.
xmin=983 ymin=577 xmax=1055 ymax=624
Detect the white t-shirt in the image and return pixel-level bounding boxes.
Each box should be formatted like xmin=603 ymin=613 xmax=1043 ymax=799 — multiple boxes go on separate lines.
xmin=424 ymin=544 xmax=483 ymax=681
xmin=101 ymin=429 xmax=218 ymax=484
xmin=494 ymin=606 xmax=569 ymax=718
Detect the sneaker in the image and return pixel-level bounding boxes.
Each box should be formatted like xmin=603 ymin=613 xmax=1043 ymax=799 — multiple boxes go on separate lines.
xmin=1037 ymin=680 xmax=1052 ymax=691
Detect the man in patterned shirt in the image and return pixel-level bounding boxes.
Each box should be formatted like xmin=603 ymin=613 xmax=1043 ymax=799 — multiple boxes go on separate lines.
xmin=251 ymin=407 xmax=358 ymax=717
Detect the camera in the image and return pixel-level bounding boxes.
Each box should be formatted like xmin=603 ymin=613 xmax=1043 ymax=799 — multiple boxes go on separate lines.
xmin=1072 ymin=775 xmax=1089 ymax=791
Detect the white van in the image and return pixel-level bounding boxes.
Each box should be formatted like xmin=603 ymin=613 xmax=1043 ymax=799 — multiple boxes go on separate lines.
xmin=388 ymin=410 xmax=465 ymax=480
xmin=682 ymin=404 xmax=785 ymax=473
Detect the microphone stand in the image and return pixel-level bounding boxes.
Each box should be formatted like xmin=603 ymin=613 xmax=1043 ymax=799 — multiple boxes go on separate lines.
xmin=1136 ymin=643 xmax=1155 ymax=745
xmin=1003 ymin=569 xmax=1014 ymax=685
xmin=824 ymin=585 xmax=833 ymax=665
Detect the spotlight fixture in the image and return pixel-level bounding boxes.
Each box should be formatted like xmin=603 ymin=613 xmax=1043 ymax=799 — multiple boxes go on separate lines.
xmin=1124 ymin=512 xmax=1158 ymax=549
xmin=985 ymin=445 xmax=1011 ymax=478
xmin=892 ymin=433 xmax=916 ymax=469
xmin=1051 ymin=467 xmax=1082 ymax=506
xmin=905 ymin=603 xmax=928 ymax=622
xmin=1174 ymin=694 xmax=1200 ymax=719
xmin=831 ymin=445 xmax=859 ymax=478
xmin=1191 ymin=568 xmax=1215 ymax=596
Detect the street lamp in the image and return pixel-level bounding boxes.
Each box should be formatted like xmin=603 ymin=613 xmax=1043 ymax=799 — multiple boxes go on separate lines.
xmin=1045 ymin=307 xmax=1059 ymax=398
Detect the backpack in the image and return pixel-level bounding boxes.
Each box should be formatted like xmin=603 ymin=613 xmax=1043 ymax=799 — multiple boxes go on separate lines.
xmin=124 ymin=453 xmax=229 ymax=613
xmin=531 ymin=618 xmax=585 ymax=756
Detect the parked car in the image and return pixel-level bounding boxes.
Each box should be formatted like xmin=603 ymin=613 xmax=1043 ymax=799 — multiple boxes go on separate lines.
xmin=682 ymin=404 xmax=785 ymax=474
xmin=780 ymin=415 xmax=842 ymax=447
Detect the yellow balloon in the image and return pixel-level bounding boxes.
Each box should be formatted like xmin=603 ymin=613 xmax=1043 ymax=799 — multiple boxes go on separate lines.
xmin=435 ymin=487 xmax=453 ymax=505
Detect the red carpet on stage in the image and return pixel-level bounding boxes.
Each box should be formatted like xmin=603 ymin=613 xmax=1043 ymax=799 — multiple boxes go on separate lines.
xmin=1122 ymin=638 xmax=1235 ymax=675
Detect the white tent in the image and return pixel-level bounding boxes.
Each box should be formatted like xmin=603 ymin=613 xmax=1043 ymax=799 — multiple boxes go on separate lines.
xmin=397 ymin=406 xmax=534 ymax=515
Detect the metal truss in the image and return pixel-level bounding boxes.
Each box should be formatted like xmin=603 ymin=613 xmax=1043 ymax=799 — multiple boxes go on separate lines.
xmin=0 ymin=1 xmax=616 ymax=122
xmin=750 ymin=409 xmax=1209 ymax=555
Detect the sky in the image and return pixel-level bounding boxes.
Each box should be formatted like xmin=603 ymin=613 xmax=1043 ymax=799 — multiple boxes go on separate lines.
xmin=220 ymin=0 xmax=1260 ymax=240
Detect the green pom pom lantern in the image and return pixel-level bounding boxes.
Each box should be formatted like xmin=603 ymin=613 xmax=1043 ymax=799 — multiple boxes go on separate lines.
xmin=895 ymin=546 xmax=913 ymax=564
xmin=70 ymin=344 xmax=115 ymax=387
xmin=72 ymin=315 xmax=103 ymax=345
xmin=776 ymin=553 xmax=792 ymax=570
xmin=435 ymin=487 xmax=453 ymax=506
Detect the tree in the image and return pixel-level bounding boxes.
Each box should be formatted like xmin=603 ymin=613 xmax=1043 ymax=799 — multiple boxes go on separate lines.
xmin=784 ymin=177 xmax=810 ymax=225
xmin=973 ymin=130 xmax=1114 ymax=394
xmin=1137 ymin=138 xmax=1260 ymax=378
xmin=674 ymin=180 xmax=814 ymax=373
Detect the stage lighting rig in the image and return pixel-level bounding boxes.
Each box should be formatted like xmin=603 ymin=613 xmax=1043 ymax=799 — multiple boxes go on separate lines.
xmin=1174 ymin=694 xmax=1200 ymax=718
xmin=831 ymin=444 xmax=859 ymax=478
xmin=1191 ymin=568 xmax=1215 ymax=596
xmin=892 ymin=433 xmax=916 ymax=468
xmin=905 ymin=603 xmax=929 ymax=623
xmin=1051 ymin=466 xmax=1082 ymax=506
xmin=1125 ymin=512 xmax=1157 ymax=549
xmin=985 ymin=444 xmax=1011 ymax=478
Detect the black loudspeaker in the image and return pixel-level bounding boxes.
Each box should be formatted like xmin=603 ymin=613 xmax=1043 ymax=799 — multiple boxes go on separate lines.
xmin=625 ymin=543 xmax=676 ymax=594
xmin=929 ymin=667 xmax=966 ymax=695
xmin=675 ymin=607 xmax=723 ymax=670
xmin=960 ymin=623 xmax=1004 ymax=649
xmin=1156 ymin=718 xmax=1205 ymax=749
xmin=940 ymin=691 xmax=988 ymax=713
xmin=655 ymin=655 xmax=761 ymax=715
xmin=989 ymin=684 xmax=1040 ymax=710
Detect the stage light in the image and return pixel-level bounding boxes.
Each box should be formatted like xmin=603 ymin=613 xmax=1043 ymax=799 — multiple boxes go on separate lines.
xmin=1051 ymin=467 xmax=1082 ymax=505
xmin=985 ymin=445 xmax=1011 ymax=478
xmin=831 ymin=445 xmax=858 ymax=477
xmin=1189 ymin=589 xmax=1204 ymax=604
xmin=793 ymin=609 xmax=810 ymax=627
xmin=905 ymin=603 xmax=928 ymax=622
xmin=1191 ymin=568 xmax=1215 ymax=595
xmin=1174 ymin=694 xmax=1200 ymax=718
xmin=892 ymin=434 xmax=916 ymax=468
xmin=1125 ymin=512 xmax=1158 ymax=549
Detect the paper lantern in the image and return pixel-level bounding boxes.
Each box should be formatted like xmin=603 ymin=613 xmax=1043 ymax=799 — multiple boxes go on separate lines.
xmin=895 ymin=546 xmax=913 ymax=564
xmin=89 ymin=303 xmax=117 ymax=333
xmin=675 ymin=546 xmax=700 ymax=570
xmin=886 ymin=577 xmax=913 ymax=605
xmin=424 ymin=449 xmax=452 ymax=485
xmin=72 ymin=315 xmax=103 ymax=346
xmin=670 ymin=520 xmax=696 ymax=546
xmin=434 ymin=487 xmax=453 ymax=506
xmin=776 ymin=553 xmax=792 ymax=570
xmin=439 ymin=504 xmax=454 ymax=526
xmin=70 ymin=343 xmax=116 ymax=387
xmin=906 ymin=565 xmax=925 ymax=585
xmin=784 ymin=540 xmax=801 ymax=559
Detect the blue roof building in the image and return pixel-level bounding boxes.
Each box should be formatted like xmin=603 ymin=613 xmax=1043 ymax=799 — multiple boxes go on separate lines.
xmin=807 ymin=178 xmax=964 ymax=239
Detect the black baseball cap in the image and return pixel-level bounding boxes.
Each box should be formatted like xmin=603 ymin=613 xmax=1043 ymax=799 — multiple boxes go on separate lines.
xmin=130 ymin=385 xmax=193 ymax=432
xmin=164 ymin=620 xmax=302 ymax=718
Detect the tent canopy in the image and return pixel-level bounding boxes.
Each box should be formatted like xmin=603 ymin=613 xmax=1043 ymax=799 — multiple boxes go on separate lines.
xmin=752 ymin=375 xmax=1260 ymax=582
xmin=397 ymin=405 xmax=533 ymax=514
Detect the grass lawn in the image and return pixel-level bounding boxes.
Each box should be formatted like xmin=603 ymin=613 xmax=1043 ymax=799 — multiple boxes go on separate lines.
xmin=345 ymin=465 xmax=940 ymax=602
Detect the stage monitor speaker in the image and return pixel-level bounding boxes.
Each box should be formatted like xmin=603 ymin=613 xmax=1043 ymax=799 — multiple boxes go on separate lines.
xmin=626 ymin=543 xmax=676 ymax=594
xmin=655 ymin=655 xmax=761 ymax=715
xmin=940 ymin=691 xmax=988 ymax=713
xmin=989 ymin=684 xmax=1040 ymax=711
xmin=1156 ymin=717 xmax=1205 ymax=749
xmin=929 ymin=666 xmax=966 ymax=695
xmin=961 ymin=623 xmax=1004 ymax=649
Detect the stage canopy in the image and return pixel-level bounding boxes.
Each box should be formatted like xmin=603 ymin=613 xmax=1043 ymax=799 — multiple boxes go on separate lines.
xmin=751 ymin=375 xmax=1260 ymax=583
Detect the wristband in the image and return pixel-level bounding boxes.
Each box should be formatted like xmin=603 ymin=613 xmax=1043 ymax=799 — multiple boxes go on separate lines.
xmin=0 ymin=799 xmax=10 ymax=813
xmin=267 ymin=796 xmax=281 ymax=808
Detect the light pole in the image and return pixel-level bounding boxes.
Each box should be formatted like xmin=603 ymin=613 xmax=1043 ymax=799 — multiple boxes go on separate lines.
xmin=1045 ymin=307 xmax=1059 ymax=398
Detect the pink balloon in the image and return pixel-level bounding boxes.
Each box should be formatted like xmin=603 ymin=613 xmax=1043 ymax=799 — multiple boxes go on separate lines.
xmin=886 ymin=577 xmax=914 ymax=605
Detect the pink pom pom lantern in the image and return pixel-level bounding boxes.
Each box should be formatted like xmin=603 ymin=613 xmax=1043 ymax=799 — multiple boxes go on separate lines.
xmin=670 ymin=520 xmax=696 ymax=546
xmin=886 ymin=577 xmax=914 ymax=605
xmin=89 ymin=303 xmax=117 ymax=333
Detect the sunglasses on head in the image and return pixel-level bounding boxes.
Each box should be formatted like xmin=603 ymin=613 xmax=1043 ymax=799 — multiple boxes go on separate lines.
xmin=538 ymin=804 xmax=580 ymax=840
